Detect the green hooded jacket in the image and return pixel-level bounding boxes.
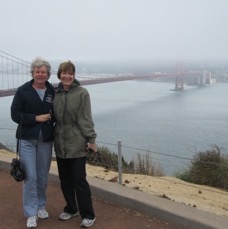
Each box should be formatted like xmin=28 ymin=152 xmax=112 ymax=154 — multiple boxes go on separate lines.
xmin=53 ymin=80 xmax=97 ymax=158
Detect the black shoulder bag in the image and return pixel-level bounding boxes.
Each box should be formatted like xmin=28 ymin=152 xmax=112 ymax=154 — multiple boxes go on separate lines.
xmin=10 ymin=116 xmax=26 ymax=182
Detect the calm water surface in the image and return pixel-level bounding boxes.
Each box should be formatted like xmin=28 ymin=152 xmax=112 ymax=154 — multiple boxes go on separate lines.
xmin=1 ymin=80 xmax=228 ymax=175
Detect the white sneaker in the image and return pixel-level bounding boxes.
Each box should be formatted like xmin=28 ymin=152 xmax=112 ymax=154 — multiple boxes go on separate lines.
xmin=37 ymin=209 xmax=49 ymax=219
xmin=80 ymin=218 xmax=96 ymax=228
xmin=59 ymin=211 xmax=79 ymax=220
xmin=26 ymin=216 xmax=38 ymax=228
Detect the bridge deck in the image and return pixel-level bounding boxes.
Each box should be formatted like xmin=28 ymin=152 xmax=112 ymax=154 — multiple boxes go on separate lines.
xmin=0 ymin=75 xmax=143 ymax=97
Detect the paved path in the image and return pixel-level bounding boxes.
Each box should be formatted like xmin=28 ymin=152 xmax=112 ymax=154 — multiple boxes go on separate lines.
xmin=1 ymin=152 xmax=228 ymax=229
xmin=0 ymin=169 xmax=176 ymax=229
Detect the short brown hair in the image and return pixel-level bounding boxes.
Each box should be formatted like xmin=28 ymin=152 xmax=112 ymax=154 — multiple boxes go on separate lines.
xmin=57 ymin=61 xmax=76 ymax=79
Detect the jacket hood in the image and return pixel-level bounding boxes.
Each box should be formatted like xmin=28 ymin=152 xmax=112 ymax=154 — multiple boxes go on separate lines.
xmin=56 ymin=79 xmax=80 ymax=93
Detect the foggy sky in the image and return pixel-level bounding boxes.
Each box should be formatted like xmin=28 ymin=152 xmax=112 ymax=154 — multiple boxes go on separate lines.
xmin=1 ymin=0 xmax=228 ymax=63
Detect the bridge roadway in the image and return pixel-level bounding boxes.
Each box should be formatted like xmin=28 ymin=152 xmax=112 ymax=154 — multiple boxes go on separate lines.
xmin=0 ymin=74 xmax=152 ymax=97
xmin=0 ymin=71 xmax=204 ymax=97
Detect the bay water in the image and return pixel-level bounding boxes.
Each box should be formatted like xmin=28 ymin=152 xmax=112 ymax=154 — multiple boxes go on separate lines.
xmin=1 ymin=80 xmax=228 ymax=175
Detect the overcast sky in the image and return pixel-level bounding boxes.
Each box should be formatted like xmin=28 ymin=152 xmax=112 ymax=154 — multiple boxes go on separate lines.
xmin=1 ymin=0 xmax=228 ymax=63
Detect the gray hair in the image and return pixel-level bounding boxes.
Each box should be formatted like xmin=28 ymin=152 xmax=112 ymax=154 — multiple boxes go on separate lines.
xmin=30 ymin=57 xmax=51 ymax=78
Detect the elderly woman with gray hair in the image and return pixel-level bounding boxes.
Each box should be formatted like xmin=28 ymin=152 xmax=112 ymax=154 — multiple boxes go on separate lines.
xmin=11 ymin=57 xmax=55 ymax=228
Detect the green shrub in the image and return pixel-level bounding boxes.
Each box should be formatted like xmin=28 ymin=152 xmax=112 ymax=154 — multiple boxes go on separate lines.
xmin=87 ymin=146 xmax=163 ymax=176
xmin=87 ymin=146 xmax=131 ymax=172
xmin=175 ymin=168 xmax=193 ymax=183
xmin=176 ymin=145 xmax=228 ymax=190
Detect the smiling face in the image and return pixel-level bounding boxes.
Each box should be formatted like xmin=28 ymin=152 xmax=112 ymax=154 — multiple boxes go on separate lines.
xmin=57 ymin=61 xmax=76 ymax=91
xmin=32 ymin=66 xmax=49 ymax=88
xmin=60 ymin=70 xmax=75 ymax=90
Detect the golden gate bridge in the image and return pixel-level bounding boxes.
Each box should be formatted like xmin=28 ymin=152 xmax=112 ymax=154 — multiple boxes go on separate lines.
xmin=0 ymin=50 xmax=214 ymax=97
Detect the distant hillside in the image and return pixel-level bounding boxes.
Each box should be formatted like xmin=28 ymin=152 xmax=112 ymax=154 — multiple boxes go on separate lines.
xmin=0 ymin=143 xmax=13 ymax=152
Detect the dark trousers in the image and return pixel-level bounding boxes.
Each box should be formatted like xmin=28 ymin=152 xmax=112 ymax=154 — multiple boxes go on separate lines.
xmin=56 ymin=156 xmax=95 ymax=219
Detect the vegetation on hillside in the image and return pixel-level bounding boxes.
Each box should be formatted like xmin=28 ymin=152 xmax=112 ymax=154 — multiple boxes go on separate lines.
xmin=175 ymin=145 xmax=228 ymax=190
xmin=0 ymin=143 xmax=13 ymax=152
xmin=87 ymin=146 xmax=164 ymax=176
xmin=88 ymin=144 xmax=228 ymax=190
xmin=1 ymin=141 xmax=227 ymax=190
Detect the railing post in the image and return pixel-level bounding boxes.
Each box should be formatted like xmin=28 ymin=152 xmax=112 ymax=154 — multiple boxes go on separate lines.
xmin=117 ymin=139 xmax=122 ymax=185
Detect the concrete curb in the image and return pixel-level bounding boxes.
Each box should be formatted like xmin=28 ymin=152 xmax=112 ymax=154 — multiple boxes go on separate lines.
xmin=1 ymin=154 xmax=227 ymax=229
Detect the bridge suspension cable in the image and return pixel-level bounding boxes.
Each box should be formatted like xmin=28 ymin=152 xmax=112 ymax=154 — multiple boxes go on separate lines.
xmin=0 ymin=50 xmax=215 ymax=94
xmin=0 ymin=50 xmax=31 ymax=90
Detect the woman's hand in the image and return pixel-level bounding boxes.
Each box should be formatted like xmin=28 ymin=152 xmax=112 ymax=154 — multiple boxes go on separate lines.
xmin=87 ymin=143 xmax=97 ymax=153
xmin=35 ymin=113 xmax=51 ymax=123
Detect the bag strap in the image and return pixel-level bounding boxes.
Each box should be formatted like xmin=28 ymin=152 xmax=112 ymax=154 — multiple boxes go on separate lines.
xmin=16 ymin=114 xmax=23 ymax=159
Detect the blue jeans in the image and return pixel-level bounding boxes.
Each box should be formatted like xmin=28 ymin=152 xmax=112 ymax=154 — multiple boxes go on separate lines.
xmin=20 ymin=138 xmax=52 ymax=217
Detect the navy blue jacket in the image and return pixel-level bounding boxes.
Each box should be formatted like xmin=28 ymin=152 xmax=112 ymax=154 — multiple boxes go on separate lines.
xmin=11 ymin=79 xmax=55 ymax=142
